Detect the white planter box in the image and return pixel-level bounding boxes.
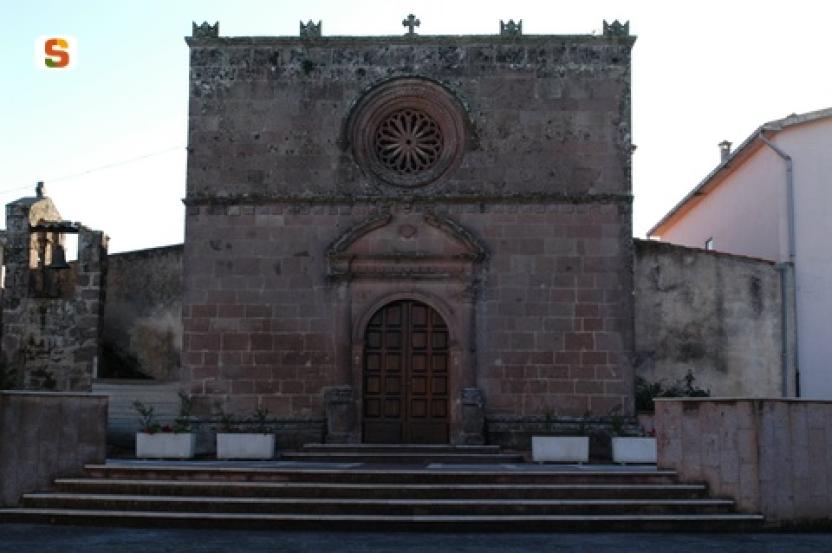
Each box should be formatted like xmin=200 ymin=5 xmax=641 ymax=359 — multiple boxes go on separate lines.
xmin=531 ymin=436 xmax=589 ymax=463
xmin=612 ymin=437 xmax=657 ymax=464
xmin=136 ymin=432 xmax=196 ymax=459
xmin=216 ymin=433 xmax=276 ymax=460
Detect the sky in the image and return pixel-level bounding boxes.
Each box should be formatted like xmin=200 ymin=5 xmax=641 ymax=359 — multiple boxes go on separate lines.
xmin=3 ymin=0 xmax=831 ymax=253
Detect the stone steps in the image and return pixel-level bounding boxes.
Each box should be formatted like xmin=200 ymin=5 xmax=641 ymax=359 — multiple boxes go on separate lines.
xmin=53 ymin=478 xmax=711 ymax=500
xmin=299 ymin=443 xmax=502 ymax=453
xmin=82 ymin=464 xmax=684 ymax=485
xmin=280 ymin=443 xmax=524 ymax=464
xmin=278 ymin=451 xmax=526 ymax=464
xmin=0 ymin=455 xmax=765 ymax=531
xmin=21 ymin=493 xmax=737 ymax=516
xmin=0 ymin=508 xmax=765 ymax=532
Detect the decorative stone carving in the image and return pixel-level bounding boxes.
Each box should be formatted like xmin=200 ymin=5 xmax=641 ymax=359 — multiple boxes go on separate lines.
xmin=603 ymin=19 xmax=629 ymax=37
xmin=324 ymin=386 xmax=359 ymax=443
xmin=192 ymin=21 xmax=219 ymax=39
xmin=402 ymin=14 xmax=420 ymax=36
xmin=398 ymin=224 xmax=417 ymax=239
xmin=460 ymin=387 xmax=486 ymax=445
xmin=348 ymin=78 xmax=467 ymax=188
xmin=300 ymin=20 xmax=322 ymax=39
xmin=326 ymin=212 xmax=486 ymax=282
xmin=375 ymin=109 xmax=443 ymax=175
xmin=500 ymin=19 xmax=522 ymax=37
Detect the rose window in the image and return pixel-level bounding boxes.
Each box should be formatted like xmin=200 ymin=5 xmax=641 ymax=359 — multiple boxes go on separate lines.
xmin=374 ymin=109 xmax=444 ymax=174
xmin=348 ymin=78 xmax=466 ymax=188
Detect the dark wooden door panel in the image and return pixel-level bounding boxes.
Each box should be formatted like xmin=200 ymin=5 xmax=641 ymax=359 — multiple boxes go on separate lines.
xmin=362 ymin=300 xmax=449 ymax=444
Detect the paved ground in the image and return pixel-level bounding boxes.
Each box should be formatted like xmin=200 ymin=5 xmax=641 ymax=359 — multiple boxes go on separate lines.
xmin=1 ymin=525 xmax=831 ymax=552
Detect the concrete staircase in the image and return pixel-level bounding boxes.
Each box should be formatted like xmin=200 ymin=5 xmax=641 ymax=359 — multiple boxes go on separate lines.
xmin=0 ymin=451 xmax=764 ymax=531
xmin=279 ymin=444 xmax=526 ymax=464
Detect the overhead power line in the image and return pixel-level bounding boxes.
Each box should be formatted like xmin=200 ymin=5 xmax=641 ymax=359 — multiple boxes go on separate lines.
xmin=1 ymin=145 xmax=185 ymax=195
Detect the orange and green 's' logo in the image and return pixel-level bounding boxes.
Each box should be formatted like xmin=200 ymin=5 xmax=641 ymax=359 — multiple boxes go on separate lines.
xmin=36 ymin=36 xmax=76 ymax=70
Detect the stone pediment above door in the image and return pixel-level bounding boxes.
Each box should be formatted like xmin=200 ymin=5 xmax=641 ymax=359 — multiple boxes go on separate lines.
xmin=326 ymin=212 xmax=486 ymax=281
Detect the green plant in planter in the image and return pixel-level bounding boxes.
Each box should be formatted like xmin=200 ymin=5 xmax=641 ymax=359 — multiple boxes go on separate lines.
xmin=173 ymin=390 xmax=194 ymax=433
xmin=133 ymin=391 xmax=194 ymax=434
xmin=607 ymin=404 xmax=626 ymax=437
xmin=133 ymin=400 xmax=161 ymax=434
xmin=542 ymin=411 xmax=556 ymax=435
xmin=213 ymin=405 xmax=274 ymax=434
xmin=213 ymin=402 xmax=238 ymax=433
xmin=245 ymin=407 xmax=273 ymax=434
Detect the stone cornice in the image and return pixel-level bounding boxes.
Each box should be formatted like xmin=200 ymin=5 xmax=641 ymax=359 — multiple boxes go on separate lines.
xmin=182 ymin=193 xmax=634 ymax=207
xmin=185 ymin=35 xmax=636 ymax=48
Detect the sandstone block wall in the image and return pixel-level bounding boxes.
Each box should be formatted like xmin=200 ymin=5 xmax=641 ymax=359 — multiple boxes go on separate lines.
xmin=183 ymin=32 xmax=636 ymax=444
xmin=656 ymin=398 xmax=832 ymax=525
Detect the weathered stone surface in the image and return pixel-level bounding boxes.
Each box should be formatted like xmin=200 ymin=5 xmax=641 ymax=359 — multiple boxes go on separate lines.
xmin=101 ymin=245 xmax=183 ymax=380
xmin=1 ymin=194 xmax=108 ymax=391
xmin=182 ymin=32 xmax=636 ymax=446
xmin=324 ymin=385 xmax=358 ymax=443
xmin=634 ymin=239 xmax=784 ymax=397
xmin=184 ymin=35 xmax=634 ymax=203
xmin=460 ymin=387 xmax=485 ymax=445
xmin=656 ymin=398 xmax=832 ymax=525
xmin=0 ymin=391 xmax=107 ymax=506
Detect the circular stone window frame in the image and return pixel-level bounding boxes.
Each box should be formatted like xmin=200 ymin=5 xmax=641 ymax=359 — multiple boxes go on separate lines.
xmin=348 ymin=78 xmax=467 ymax=188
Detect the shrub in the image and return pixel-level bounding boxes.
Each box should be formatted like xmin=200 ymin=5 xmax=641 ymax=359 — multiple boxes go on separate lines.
xmin=635 ymin=370 xmax=710 ymax=412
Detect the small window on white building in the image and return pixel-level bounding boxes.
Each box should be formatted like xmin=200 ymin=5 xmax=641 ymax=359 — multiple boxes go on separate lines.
xmin=705 ymin=237 xmax=715 ymax=251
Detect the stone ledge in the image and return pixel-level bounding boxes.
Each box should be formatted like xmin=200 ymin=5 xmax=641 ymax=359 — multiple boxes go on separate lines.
xmin=183 ymin=194 xmax=635 ymax=207
xmin=0 ymin=390 xmax=108 ymax=399
xmin=654 ymin=397 xmax=832 ymax=404
xmin=185 ymin=35 xmax=637 ymax=48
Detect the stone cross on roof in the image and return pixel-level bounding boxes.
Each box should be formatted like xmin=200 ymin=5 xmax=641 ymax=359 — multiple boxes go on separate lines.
xmin=402 ymin=14 xmax=420 ymax=36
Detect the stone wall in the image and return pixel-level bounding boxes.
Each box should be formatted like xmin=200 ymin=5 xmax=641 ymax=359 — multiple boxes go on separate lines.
xmin=656 ymin=398 xmax=832 ymax=526
xmin=634 ymin=239 xmax=785 ymax=398
xmin=0 ymin=391 xmax=107 ymax=506
xmin=182 ymin=31 xmax=636 ymax=445
xmin=101 ymin=245 xmax=183 ymax=380
xmin=185 ymin=35 xmax=634 ymax=202
xmin=1 ymin=194 xmax=108 ymax=391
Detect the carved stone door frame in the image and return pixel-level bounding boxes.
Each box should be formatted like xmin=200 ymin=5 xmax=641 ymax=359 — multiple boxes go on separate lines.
xmin=324 ymin=211 xmax=486 ymax=445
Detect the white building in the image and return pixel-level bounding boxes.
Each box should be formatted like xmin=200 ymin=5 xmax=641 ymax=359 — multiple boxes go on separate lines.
xmin=648 ymin=107 xmax=832 ymax=399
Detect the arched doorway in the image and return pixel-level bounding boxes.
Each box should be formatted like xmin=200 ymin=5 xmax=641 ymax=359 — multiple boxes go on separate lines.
xmin=362 ymin=300 xmax=449 ymax=444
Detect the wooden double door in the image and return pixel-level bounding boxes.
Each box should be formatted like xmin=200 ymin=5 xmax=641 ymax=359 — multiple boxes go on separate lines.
xmin=362 ymin=300 xmax=450 ymax=444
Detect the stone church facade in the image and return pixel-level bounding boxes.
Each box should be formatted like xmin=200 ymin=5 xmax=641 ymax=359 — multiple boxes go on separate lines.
xmin=180 ymin=22 xmax=637 ymax=446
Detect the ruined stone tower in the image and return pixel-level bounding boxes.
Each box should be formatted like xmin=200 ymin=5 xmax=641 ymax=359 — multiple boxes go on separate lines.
xmin=1 ymin=185 xmax=108 ymax=391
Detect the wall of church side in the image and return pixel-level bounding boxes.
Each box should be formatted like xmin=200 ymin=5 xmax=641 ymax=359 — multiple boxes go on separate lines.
xmin=634 ymin=239 xmax=784 ymax=398
xmin=101 ymin=245 xmax=183 ymax=380
xmin=182 ymin=35 xmax=636 ymax=446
